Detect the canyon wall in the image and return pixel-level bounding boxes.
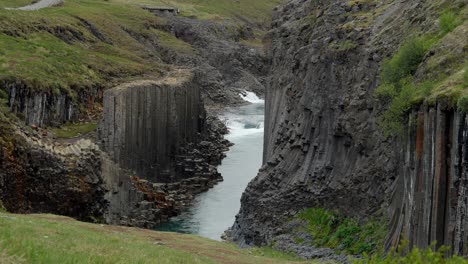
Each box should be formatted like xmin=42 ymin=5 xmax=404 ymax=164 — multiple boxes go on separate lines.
xmin=232 ymin=0 xmax=467 ymax=256
xmin=4 ymin=80 xmax=102 ymax=127
xmin=388 ymin=104 xmax=468 ymax=255
xmin=0 ymin=134 xmax=107 ymax=222
xmin=99 ymin=71 xmax=205 ymax=183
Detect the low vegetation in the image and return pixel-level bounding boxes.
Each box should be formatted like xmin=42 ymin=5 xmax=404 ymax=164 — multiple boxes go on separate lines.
xmin=0 ymin=212 xmax=318 ymax=264
xmin=0 ymin=0 xmax=280 ymax=97
xmin=51 ymin=122 xmax=98 ymax=138
xmin=146 ymin=0 xmax=281 ymax=24
xmin=355 ymin=241 xmax=468 ymax=264
xmin=375 ymin=4 xmax=467 ymax=136
xmin=296 ymin=208 xmax=386 ymax=255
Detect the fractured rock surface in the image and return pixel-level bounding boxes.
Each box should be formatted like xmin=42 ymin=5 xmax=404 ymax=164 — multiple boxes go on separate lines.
xmin=231 ymin=0 xmax=468 ymax=257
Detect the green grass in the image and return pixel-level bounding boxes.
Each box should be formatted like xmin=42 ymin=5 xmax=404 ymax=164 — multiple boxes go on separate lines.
xmin=375 ymin=3 xmax=468 ymax=136
xmin=439 ymin=10 xmax=461 ymax=34
xmin=328 ymin=40 xmax=357 ymax=52
xmin=354 ymin=241 xmax=468 ymax=264
xmin=0 ymin=0 xmax=170 ymax=94
xmin=0 ymin=0 xmax=280 ymax=97
xmin=296 ymin=208 xmax=386 ymax=255
xmin=51 ymin=122 xmax=98 ymax=138
xmin=0 ymin=212 xmax=319 ymax=264
xmin=142 ymin=0 xmax=282 ymax=24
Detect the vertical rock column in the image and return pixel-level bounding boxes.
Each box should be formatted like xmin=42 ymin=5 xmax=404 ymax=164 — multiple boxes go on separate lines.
xmin=99 ymin=71 xmax=205 ymax=183
xmin=388 ymin=105 xmax=468 ymax=256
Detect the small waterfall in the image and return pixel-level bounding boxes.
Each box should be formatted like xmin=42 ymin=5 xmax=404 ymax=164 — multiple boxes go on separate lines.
xmin=239 ymin=91 xmax=265 ymax=104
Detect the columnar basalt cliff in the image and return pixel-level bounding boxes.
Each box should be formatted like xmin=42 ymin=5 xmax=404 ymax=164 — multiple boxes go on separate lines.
xmin=0 ymin=70 xmax=230 ymax=228
xmin=98 ymin=71 xmax=231 ymax=227
xmin=99 ymin=71 xmax=206 ymax=182
xmin=232 ymin=0 xmax=467 ymax=257
xmin=4 ymin=80 xmax=102 ymax=127
xmin=388 ymin=104 xmax=468 ymax=255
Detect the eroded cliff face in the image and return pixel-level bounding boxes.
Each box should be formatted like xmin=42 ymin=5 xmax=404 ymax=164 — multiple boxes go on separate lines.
xmin=99 ymin=71 xmax=206 ymax=182
xmin=0 ymin=133 xmax=107 ymax=222
xmin=389 ymin=104 xmax=468 ymax=255
xmin=232 ymin=0 xmax=467 ymax=256
xmin=98 ymin=71 xmax=231 ymax=227
xmin=4 ymin=80 xmax=102 ymax=127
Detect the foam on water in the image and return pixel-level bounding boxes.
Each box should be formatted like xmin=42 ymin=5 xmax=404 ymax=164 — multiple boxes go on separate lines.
xmin=224 ymin=116 xmax=264 ymax=139
xmin=239 ymin=91 xmax=265 ymax=104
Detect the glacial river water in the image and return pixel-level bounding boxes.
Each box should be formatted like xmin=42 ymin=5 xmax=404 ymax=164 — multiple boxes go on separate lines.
xmin=156 ymin=92 xmax=264 ymax=240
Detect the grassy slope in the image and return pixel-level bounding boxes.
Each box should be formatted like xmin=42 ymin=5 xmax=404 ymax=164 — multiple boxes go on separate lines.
xmin=0 ymin=213 xmax=318 ymax=264
xmin=137 ymin=0 xmax=282 ymax=24
xmin=0 ymin=0 xmax=165 ymax=93
xmin=0 ymin=0 xmax=280 ymax=95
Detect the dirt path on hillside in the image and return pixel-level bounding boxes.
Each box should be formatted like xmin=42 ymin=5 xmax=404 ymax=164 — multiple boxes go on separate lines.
xmin=6 ymin=0 xmax=63 ymax=10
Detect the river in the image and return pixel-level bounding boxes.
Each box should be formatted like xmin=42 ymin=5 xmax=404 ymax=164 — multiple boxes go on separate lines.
xmin=156 ymin=92 xmax=264 ymax=240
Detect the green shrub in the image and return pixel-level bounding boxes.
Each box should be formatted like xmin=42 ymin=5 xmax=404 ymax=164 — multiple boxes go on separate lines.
xmin=376 ymin=35 xmax=437 ymax=136
xmin=297 ymin=208 xmax=386 ymax=255
xmin=457 ymin=95 xmax=468 ymax=113
xmin=0 ymin=89 xmax=8 ymax=100
xmin=377 ymin=79 xmax=418 ymax=136
xmin=381 ymin=37 xmax=430 ymax=86
xmin=439 ymin=11 xmax=459 ymax=34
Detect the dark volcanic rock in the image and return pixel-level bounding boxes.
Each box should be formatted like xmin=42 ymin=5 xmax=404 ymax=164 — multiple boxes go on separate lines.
xmin=0 ymin=132 xmax=106 ymax=222
xmin=4 ymin=79 xmax=102 ymax=127
xmin=99 ymin=71 xmax=205 ymax=183
xmin=231 ymin=0 xmax=468 ymax=258
xmin=99 ymin=72 xmax=232 ymax=228
xmin=151 ymin=15 xmax=269 ymax=107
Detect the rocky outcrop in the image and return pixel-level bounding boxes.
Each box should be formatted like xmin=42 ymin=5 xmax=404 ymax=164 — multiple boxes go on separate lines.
xmin=98 ymin=71 xmax=231 ymax=227
xmin=231 ymin=0 xmax=467 ymax=257
xmin=388 ymin=104 xmax=468 ymax=255
xmin=147 ymin=14 xmax=269 ymax=107
xmin=99 ymin=71 xmax=206 ymax=182
xmin=102 ymin=115 xmax=231 ymax=228
xmin=5 ymin=80 xmax=102 ymax=127
xmin=0 ymin=130 xmax=106 ymax=222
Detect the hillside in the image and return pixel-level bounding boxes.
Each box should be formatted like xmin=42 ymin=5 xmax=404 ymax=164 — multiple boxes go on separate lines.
xmin=0 ymin=0 xmax=279 ymax=92
xmin=0 ymin=212 xmax=317 ymax=264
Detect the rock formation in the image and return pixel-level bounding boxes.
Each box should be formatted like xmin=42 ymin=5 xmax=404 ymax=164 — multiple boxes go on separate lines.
xmin=99 ymin=71 xmax=205 ymax=182
xmin=388 ymin=105 xmax=468 ymax=255
xmin=231 ymin=0 xmax=467 ymax=257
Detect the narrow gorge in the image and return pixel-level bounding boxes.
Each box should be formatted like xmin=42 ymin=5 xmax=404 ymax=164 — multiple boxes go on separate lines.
xmin=0 ymin=0 xmax=466 ymax=263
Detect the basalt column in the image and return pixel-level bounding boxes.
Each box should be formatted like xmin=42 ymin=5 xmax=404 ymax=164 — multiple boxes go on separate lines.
xmin=387 ymin=105 xmax=468 ymax=255
xmin=99 ymin=71 xmax=205 ymax=183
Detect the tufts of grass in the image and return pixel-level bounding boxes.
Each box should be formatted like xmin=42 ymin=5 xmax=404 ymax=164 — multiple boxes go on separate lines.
xmin=375 ymin=4 xmax=467 ymax=136
xmin=297 ymin=208 xmax=386 ymax=255
xmin=148 ymin=0 xmax=282 ymax=24
xmin=354 ymin=241 xmax=468 ymax=264
xmin=153 ymin=29 xmax=195 ymax=54
xmin=328 ymin=40 xmax=357 ymax=52
xmin=381 ymin=37 xmax=432 ymax=86
xmin=51 ymin=122 xmax=98 ymax=139
xmin=375 ymin=78 xmax=436 ymax=136
xmin=439 ymin=10 xmax=461 ymax=34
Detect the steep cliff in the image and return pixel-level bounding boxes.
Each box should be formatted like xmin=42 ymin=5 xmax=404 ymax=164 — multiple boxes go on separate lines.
xmin=388 ymin=104 xmax=468 ymax=255
xmin=232 ymin=0 xmax=467 ymax=257
xmin=99 ymin=71 xmax=205 ymax=182
xmin=99 ymin=71 xmax=231 ymax=227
